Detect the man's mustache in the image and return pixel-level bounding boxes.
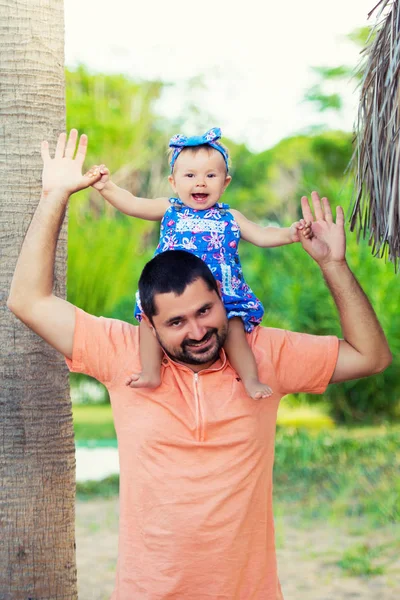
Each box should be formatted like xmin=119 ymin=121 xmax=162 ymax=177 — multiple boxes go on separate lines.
xmin=182 ymin=329 xmax=217 ymax=348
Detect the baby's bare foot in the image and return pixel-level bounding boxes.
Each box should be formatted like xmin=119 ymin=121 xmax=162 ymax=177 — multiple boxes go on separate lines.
xmin=243 ymin=378 xmax=273 ymax=400
xmin=125 ymin=372 xmax=161 ymax=389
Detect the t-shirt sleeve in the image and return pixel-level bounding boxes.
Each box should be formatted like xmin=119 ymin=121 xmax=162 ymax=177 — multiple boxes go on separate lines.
xmin=65 ymin=307 xmax=137 ymax=386
xmin=254 ymin=327 xmax=339 ymax=396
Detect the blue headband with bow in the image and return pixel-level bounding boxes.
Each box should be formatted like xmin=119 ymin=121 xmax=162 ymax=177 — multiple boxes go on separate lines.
xmin=169 ymin=127 xmax=229 ymax=172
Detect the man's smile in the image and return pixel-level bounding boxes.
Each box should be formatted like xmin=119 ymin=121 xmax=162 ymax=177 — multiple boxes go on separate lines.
xmin=183 ymin=330 xmax=215 ymax=352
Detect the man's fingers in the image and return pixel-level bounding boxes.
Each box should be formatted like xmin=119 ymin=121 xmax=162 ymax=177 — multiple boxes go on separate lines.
xmin=336 ymin=205 xmax=345 ymax=227
xmin=322 ymin=197 xmax=333 ymax=224
xmin=64 ymin=129 xmax=78 ymax=159
xmin=40 ymin=140 xmax=50 ymax=162
xmin=311 ymin=191 xmax=324 ymax=221
xmin=54 ymin=132 xmax=67 ymax=159
xmin=75 ymin=133 xmax=88 ymax=166
xmin=301 ymin=196 xmax=314 ymax=223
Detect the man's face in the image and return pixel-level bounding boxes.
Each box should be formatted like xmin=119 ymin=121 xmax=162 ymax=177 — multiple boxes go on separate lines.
xmin=148 ymin=278 xmax=228 ymax=371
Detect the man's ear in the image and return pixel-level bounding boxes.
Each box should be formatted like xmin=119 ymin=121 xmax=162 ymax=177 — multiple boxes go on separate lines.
xmin=216 ymin=280 xmax=223 ymax=298
xmin=142 ymin=314 xmax=157 ymax=338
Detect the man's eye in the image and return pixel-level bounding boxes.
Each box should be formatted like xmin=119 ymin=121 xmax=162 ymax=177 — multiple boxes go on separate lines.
xmin=170 ymin=321 xmax=181 ymax=327
xmin=199 ymin=308 xmax=210 ymax=315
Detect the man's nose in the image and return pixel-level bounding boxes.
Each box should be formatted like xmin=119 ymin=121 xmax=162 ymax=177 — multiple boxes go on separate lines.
xmin=187 ymin=320 xmax=207 ymax=340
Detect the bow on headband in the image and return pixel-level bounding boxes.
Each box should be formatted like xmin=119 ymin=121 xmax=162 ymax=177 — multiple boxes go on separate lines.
xmin=169 ymin=127 xmax=229 ymax=172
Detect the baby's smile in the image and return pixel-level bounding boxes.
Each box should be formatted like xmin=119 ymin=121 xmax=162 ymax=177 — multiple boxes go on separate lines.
xmin=192 ymin=193 xmax=209 ymax=204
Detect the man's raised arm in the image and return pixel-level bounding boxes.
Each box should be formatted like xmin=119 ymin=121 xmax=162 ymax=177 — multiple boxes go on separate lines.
xmin=7 ymin=130 xmax=101 ymax=359
xmin=299 ymin=192 xmax=392 ymax=383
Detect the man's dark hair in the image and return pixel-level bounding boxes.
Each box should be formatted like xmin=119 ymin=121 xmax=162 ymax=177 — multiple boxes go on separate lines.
xmin=138 ymin=250 xmax=219 ymax=322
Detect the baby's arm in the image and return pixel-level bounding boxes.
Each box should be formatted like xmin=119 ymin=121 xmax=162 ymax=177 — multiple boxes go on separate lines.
xmin=230 ymin=209 xmax=309 ymax=247
xmin=90 ymin=164 xmax=169 ymax=221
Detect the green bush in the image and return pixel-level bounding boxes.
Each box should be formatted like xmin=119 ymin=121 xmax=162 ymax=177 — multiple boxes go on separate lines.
xmin=274 ymin=428 xmax=400 ymax=524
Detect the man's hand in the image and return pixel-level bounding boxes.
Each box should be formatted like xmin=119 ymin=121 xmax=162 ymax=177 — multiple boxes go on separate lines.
xmin=41 ymin=129 xmax=102 ymax=197
xmin=296 ymin=194 xmax=391 ymax=382
xmin=299 ymin=191 xmax=346 ymax=266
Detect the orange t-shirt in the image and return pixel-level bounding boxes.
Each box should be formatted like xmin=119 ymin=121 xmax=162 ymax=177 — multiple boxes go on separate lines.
xmin=67 ymin=308 xmax=339 ymax=600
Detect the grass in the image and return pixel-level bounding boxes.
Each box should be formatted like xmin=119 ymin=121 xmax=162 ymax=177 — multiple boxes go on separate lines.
xmin=336 ymin=538 xmax=400 ymax=577
xmin=337 ymin=543 xmax=386 ymax=576
xmin=277 ymin=401 xmax=335 ymax=430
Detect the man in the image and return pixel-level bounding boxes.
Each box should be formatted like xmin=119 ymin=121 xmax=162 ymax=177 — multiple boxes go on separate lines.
xmin=8 ymin=130 xmax=391 ymax=599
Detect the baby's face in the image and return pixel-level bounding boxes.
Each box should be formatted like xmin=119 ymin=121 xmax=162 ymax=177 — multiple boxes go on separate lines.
xmin=168 ymin=147 xmax=231 ymax=210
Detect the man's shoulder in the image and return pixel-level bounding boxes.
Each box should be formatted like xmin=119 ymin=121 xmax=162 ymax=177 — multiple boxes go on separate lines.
xmin=249 ymin=325 xmax=289 ymax=347
xmin=248 ymin=325 xmax=339 ymax=393
xmin=68 ymin=308 xmax=141 ymax=381
xmin=75 ymin=307 xmax=139 ymax=345
xmin=249 ymin=325 xmax=338 ymax=356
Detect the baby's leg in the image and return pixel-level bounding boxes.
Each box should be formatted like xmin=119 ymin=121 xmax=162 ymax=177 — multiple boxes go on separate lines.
xmin=225 ymin=317 xmax=272 ymax=400
xmin=126 ymin=319 xmax=163 ymax=389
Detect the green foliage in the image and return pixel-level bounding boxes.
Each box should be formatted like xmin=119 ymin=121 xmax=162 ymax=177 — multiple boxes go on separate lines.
xmin=304 ymin=87 xmax=343 ymax=112
xmin=347 ymin=26 xmax=374 ymax=47
xmin=68 ymin=196 xmax=154 ymax=317
xmin=302 ymin=27 xmax=373 ymax=117
xmin=66 ymin=65 xmax=166 ymax=173
xmin=277 ymin=399 xmax=335 ymax=430
xmin=274 ymin=427 xmax=400 ymax=525
xmin=76 ymin=475 xmax=119 ymax=500
xmin=73 ymin=404 xmax=115 ymax=440
xmin=312 ymin=66 xmax=352 ymax=79
xmin=66 ymin=64 xmax=167 ymax=318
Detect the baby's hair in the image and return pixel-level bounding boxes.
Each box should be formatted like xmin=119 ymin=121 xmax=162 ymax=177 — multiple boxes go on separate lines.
xmin=168 ymin=143 xmax=231 ymax=173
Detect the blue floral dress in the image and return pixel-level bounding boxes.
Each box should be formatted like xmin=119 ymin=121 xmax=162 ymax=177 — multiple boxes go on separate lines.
xmin=134 ymin=198 xmax=264 ymax=332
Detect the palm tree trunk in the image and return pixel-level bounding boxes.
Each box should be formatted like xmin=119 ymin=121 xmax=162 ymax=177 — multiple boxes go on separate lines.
xmin=0 ymin=1 xmax=77 ymax=598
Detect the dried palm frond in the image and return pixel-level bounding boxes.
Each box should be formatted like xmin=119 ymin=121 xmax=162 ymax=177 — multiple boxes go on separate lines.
xmin=351 ymin=0 xmax=400 ymax=267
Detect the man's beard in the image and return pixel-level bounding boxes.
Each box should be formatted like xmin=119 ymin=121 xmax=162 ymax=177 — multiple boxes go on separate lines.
xmin=156 ymin=325 xmax=228 ymax=366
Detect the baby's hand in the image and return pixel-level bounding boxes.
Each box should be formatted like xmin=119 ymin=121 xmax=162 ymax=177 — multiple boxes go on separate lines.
xmin=290 ymin=219 xmax=313 ymax=242
xmin=289 ymin=220 xmax=303 ymax=242
xmin=89 ymin=164 xmax=110 ymax=191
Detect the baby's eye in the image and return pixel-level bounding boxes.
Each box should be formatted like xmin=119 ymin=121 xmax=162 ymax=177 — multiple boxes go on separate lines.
xmin=207 ymin=174 xmax=216 ymax=178
xmin=186 ymin=173 xmax=194 ymax=178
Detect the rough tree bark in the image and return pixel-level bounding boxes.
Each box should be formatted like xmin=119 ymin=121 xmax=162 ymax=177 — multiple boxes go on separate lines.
xmin=0 ymin=1 xmax=77 ymax=598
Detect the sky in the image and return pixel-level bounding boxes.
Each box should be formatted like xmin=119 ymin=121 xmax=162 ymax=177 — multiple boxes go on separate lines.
xmin=64 ymin=0 xmax=375 ymax=152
